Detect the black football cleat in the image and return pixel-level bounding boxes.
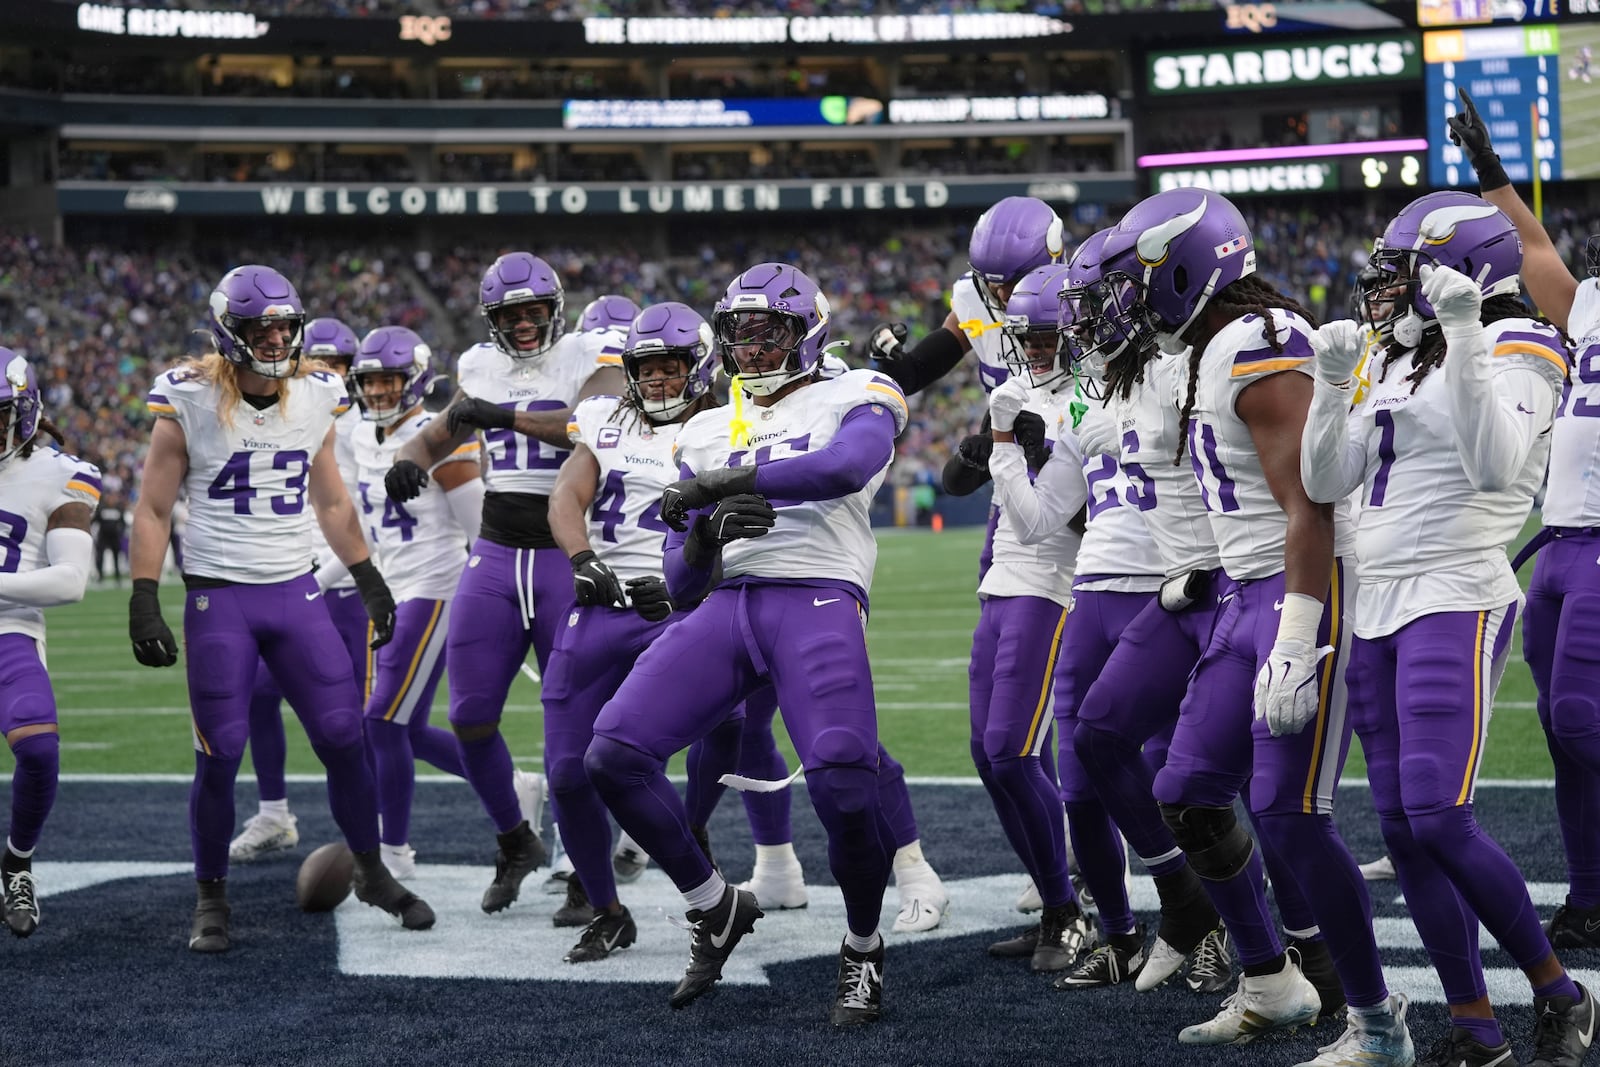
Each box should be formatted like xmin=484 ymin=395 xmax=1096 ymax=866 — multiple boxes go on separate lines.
xmin=1056 ymin=927 xmax=1147 ymax=990
xmin=1547 ymin=898 xmax=1600 ymax=951
xmin=1415 ymin=1026 xmax=1517 ymax=1067
xmin=188 ymin=880 xmax=231 ymax=953
xmin=669 ymin=886 xmax=762 ymax=1009
xmin=2 ymin=853 xmax=40 ymax=939
xmin=352 ymin=851 xmax=435 ymax=930
xmin=830 ymin=939 xmax=885 ymax=1027
xmin=988 ymin=923 xmax=1040 ymax=959
xmin=565 ymin=906 xmax=638 ymax=964
xmin=1184 ymin=925 xmax=1234 ymax=995
xmin=481 ymin=821 xmax=548 ymax=914
xmin=553 ymin=875 xmax=597 ymax=929
xmin=1528 ymin=982 xmax=1597 ymax=1067
xmin=1031 ymin=902 xmax=1096 ymax=972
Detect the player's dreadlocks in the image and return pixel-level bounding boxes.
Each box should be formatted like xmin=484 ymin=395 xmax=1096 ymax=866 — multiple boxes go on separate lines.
xmin=1173 ymin=274 xmax=1318 ymax=464
xmin=1377 ymin=293 xmax=1572 ymax=393
xmin=610 ymin=359 xmax=720 ymax=433
xmin=17 ymin=414 xmax=66 ymax=460
xmin=1102 ymin=344 xmax=1152 ymax=403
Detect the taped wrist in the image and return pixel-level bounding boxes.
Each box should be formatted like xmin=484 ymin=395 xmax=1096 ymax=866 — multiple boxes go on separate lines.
xmin=1274 ymin=592 xmax=1324 ymax=649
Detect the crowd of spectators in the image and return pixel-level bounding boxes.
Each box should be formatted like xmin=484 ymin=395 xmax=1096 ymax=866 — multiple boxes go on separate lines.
xmin=6 ymin=195 xmax=1598 ymax=519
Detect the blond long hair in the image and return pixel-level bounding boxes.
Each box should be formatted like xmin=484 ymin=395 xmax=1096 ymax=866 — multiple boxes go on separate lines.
xmin=172 ymin=351 xmax=336 ymax=429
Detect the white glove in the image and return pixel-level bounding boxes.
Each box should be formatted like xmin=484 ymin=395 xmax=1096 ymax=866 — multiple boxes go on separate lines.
xmin=1420 ymin=263 xmax=1483 ymax=333
xmin=1308 ymin=320 xmax=1365 ymax=386
xmin=988 ymin=376 xmax=1031 ymax=433
xmin=1076 ymin=405 xmax=1120 ymax=459
xmin=1252 ymin=593 xmax=1335 ymax=738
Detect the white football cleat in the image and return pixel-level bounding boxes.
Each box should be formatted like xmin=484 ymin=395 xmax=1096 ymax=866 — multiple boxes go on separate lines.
xmin=892 ymin=859 xmax=949 ymax=934
xmin=612 ymin=833 xmax=649 ymax=884
xmin=228 ymin=811 xmax=299 ymax=862
xmin=513 ymin=770 xmax=546 ymax=833
xmin=381 ymin=843 xmax=418 ymax=881
xmin=1358 ymin=854 xmax=1396 ymax=882
xmin=738 ymin=853 xmax=810 ymax=910
xmin=1292 ymin=993 xmax=1414 ymax=1067
xmin=1178 ymin=961 xmax=1322 ymax=1046
xmin=1016 ymin=877 xmax=1043 ymax=914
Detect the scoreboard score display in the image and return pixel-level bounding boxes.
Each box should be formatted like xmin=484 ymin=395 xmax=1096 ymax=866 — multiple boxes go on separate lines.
xmin=1425 ymin=24 xmax=1563 ymax=186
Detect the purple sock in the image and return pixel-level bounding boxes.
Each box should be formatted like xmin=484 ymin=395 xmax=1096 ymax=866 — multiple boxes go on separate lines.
xmin=685 ymin=717 xmax=742 ymax=829
xmin=1534 ymin=974 xmax=1584 ymax=1003
xmin=1066 ymin=798 xmax=1135 ymax=936
xmin=190 ymin=751 xmax=243 ymax=880
xmin=313 ymin=739 xmax=379 ymax=854
xmin=585 ymin=736 xmax=712 ymax=892
xmin=1148 ymin=852 xmax=1189 ymax=878
xmin=1451 ymin=1014 xmax=1505 ymax=1049
xmin=8 ymin=733 xmax=59 ymax=853
xmin=410 ymin=723 xmax=463 ymax=777
xmin=365 ymin=720 xmax=416 ymax=847
xmin=247 ymin=669 xmax=288 ymax=803
xmin=877 ymin=745 xmax=919 ymax=849
xmin=456 ymin=731 xmax=523 ymax=834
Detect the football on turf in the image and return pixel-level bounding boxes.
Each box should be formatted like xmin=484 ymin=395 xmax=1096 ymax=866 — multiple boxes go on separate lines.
xmin=296 ymin=843 xmax=354 ymax=913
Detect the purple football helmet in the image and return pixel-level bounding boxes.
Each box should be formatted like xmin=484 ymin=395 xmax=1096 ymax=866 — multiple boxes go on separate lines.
xmin=349 ymin=326 xmax=437 ymax=428
xmin=969 ymin=196 xmax=1066 ymax=317
xmin=579 ymin=294 xmax=642 ymax=333
xmin=712 ymin=263 xmax=831 ymax=397
xmin=480 ymin=252 xmax=564 ymax=360
xmin=1365 ymin=191 xmax=1523 ymax=348
xmin=622 ymin=302 xmax=718 ymax=423
xmin=1001 ymin=263 xmax=1075 ymax=389
xmin=303 ymin=317 xmax=360 ymax=375
xmin=208 ymin=265 xmax=305 ymax=379
xmin=1095 ymin=189 xmax=1257 ymax=354
xmin=1056 ymin=227 xmax=1138 ymax=379
xmin=0 ymin=350 xmax=41 ymax=467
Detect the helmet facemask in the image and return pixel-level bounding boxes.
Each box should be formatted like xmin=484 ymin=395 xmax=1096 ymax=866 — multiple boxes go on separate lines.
xmin=624 ymin=350 xmax=701 ymax=424
xmin=486 ymin=293 xmax=562 ymax=360
xmin=225 ymin=310 xmax=304 ymax=380
xmin=716 ymin=310 xmax=813 ymax=397
xmin=1000 ymin=317 xmax=1070 ymax=391
xmin=350 ymin=369 xmax=415 ymax=428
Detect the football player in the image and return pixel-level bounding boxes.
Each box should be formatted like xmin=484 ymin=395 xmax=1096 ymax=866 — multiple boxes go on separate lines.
xmin=584 ymin=263 xmax=907 ymax=1026
xmin=1059 ymin=230 xmax=1232 ymax=994
xmin=229 ymin=317 xmax=365 ymax=865
xmin=545 ymin=301 xmax=724 ymax=962
xmin=1304 ymin=191 xmax=1589 ymax=1067
xmin=386 ymin=252 xmax=620 ymax=914
xmin=577 ymin=293 xmax=641 ymax=367
xmin=1096 ymin=190 xmax=1409 ymax=1057
xmin=969 ymin=263 xmax=1105 ymax=974
xmin=0 ymin=352 xmax=97 ymax=937
xmin=1450 ymin=89 xmax=1600 ymax=962
xmin=130 ymin=266 xmax=432 ymax=952
xmin=349 ymin=326 xmax=482 ymax=880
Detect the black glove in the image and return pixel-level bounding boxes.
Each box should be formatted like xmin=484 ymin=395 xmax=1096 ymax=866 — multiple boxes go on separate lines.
xmin=385 ymin=459 xmax=429 ymax=503
xmin=868 ymin=322 xmax=910 ymax=371
xmin=943 ymin=433 xmax=993 ymax=496
xmin=626 ymin=575 xmax=674 ymax=623
xmin=446 ymin=396 xmax=514 ymax=436
xmin=1447 ymin=88 xmax=1511 ymax=193
xmin=570 ymin=549 xmax=625 ymax=608
xmin=659 ymin=466 xmax=759 ymax=531
xmin=348 ymin=559 xmax=396 ymax=650
xmin=1012 ymin=410 xmax=1051 ymax=470
xmin=682 ymin=494 xmax=778 ymax=567
xmin=129 ymin=578 xmax=179 ymax=668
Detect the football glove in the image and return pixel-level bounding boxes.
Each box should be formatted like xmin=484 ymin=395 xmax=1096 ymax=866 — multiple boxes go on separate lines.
xmin=659 ymin=466 xmax=759 ymax=531
xmin=385 ymin=459 xmax=429 ymax=503
xmin=570 ymin=550 xmax=625 ymax=608
xmin=349 ymin=559 xmax=397 ymax=650
xmin=1446 ymin=88 xmax=1510 ymax=192
xmin=446 ymin=396 xmax=514 ymax=436
xmin=626 ymin=575 xmax=674 ymax=623
xmin=987 ymin=377 xmax=1030 ymax=433
xmin=129 ymin=578 xmax=179 ymax=668
xmin=1308 ymin=320 xmax=1365 ymax=387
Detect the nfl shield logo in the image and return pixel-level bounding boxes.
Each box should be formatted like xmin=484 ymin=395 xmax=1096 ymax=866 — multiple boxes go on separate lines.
xmin=568 ymin=610 xmax=580 ymax=628
xmin=195 ymin=596 xmax=209 ymax=612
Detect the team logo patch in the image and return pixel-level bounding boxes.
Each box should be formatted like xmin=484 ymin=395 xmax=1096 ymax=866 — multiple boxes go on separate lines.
xmin=194 ymin=596 xmax=209 ymax=612
xmin=568 ymin=611 xmax=580 ymax=627
xmin=596 ymin=427 xmax=622 ymax=449
xmin=1214 ymin=235 xmax=1250 ymax=258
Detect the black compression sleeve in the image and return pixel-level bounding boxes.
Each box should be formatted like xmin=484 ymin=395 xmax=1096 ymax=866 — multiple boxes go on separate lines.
xmin=883 ymin=326 xmax=968 ymax=397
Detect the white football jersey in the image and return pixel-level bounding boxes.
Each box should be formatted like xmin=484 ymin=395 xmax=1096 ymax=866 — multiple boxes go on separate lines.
xmin=1544 ymin=277 xmax=1600 ymax=528
xmin=673 ymin=370 xmax=908 ymax=594
xmin=569 ymin=396 xmax=681 ymax=583
xmin=306 ymin=406 xmax=362 ymax=591
xmin=351 ymin=412 xmax=479 ymax=603
xmin=148 ymin=368 xmax=349 ymax=584
xmin=1347 ymin=319 xmax=1566 ymax=636
xmin=0 ymin=448 xmax=102 ymax=641
xmin=950 ymin=273 xmax=1012 ymax=394
xmin=1077 ymin=396 xmax=1164 ymax=591
xmin=455 ymin=331 xmax=608 ymax=498
xmin=1188 ymin=310 xmax=1356 ymax=580
xmin=980 ymin=381 xmax=1084 ymax=607
xmin=584 ymin=323 xmax=629 ymax=369
xmin=1109 ymin=352 xmax=1222 ymax=577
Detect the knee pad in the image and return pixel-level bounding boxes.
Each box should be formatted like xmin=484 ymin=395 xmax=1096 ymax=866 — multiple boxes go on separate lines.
xmin=806 ymin=764 xmax=877 ymax=819
xmin=452 ymin=721 xmax=500 ymax=745
xmin=582 ymin=735 xmax=659 ymax=795
xmin=1403 ymin=803 xmax=1475 ymax=858
xmin=811 ymin=725 xmax=874 ymax=770
xmin=11 ymin=731 xmax=59 ymax=776
xmin=1159 ymin=803 xmax=1255 ymax=882
xmin=304 ymin=708 xmax=363 ymax=752
xmin=1551 ymin=693 xmax=1600 ymax=744
xmin=546 ymin=752 xmax=588 ymax=798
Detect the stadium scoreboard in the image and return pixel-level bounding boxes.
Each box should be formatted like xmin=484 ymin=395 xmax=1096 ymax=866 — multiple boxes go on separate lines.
xmin=1425 ymin=24 xmax=1562 ymax=185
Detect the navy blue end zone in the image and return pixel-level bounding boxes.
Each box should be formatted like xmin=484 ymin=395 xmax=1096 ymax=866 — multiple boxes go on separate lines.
xmin=1 ymin=782 xmax=1594 ymax=1066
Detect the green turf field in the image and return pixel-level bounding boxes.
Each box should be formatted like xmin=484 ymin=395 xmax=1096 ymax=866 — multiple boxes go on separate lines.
xmin=12 ymin=521 xmax=1554 ymax=781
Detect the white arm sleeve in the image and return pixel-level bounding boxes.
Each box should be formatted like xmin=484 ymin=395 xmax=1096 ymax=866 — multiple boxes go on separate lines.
xmin=1445 ymin=327 xmax=1554 ymax=492
xmin=0 ymin=527 xmax=93 ymax=607
xmin=988 ymin=441 xmax=1089 ymax=545
xmin=315 ymin=552 xmax=351 ymax=592
xmin=1300 ymin=375 xmax=1369 ymax=504
xmin=446 ymin=478 xmax=485 ymax=545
